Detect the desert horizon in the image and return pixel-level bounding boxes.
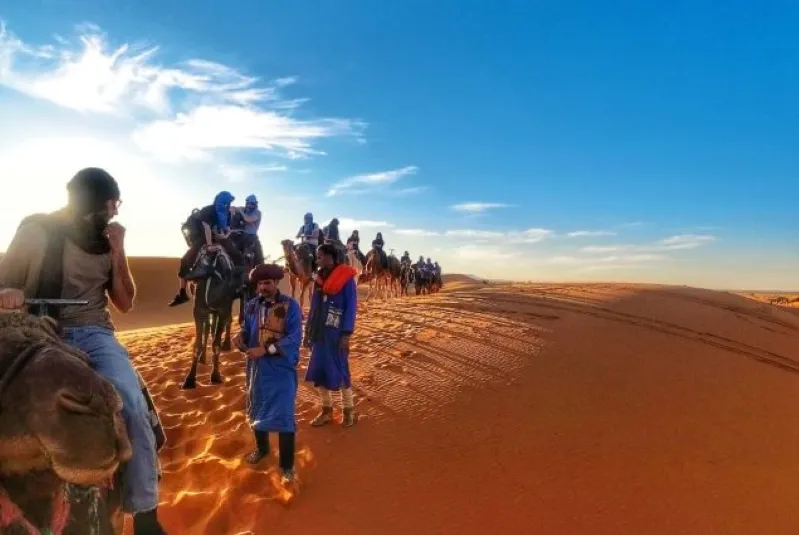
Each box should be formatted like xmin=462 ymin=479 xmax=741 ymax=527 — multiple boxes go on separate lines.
xmin=83 ymin=256 xmax=799 ymax=534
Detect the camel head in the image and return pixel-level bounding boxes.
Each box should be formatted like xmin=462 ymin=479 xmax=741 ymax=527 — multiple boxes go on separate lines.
xmin=281 ymin=239 xmax=296 ymax=255
xmin=0 ymin=313 xmax=132 ymax=486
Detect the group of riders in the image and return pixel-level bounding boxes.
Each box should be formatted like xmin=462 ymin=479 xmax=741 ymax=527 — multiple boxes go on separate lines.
xmin=167 ymin=191 xmax=443 ymax=307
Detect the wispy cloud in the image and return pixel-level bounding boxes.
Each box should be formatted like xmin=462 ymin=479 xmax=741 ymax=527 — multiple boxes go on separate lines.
xmin=218 ymin=163 xmax=288 ymax=183
xmin=326 ymin=165 xmax=418 ymax=197
xmin=394 ymin=227 xmax=553 ymax=244
xmin=338 ymin=218 xmax=394 ymax=229
xmin=445 ymin=229 xmax=505 ymax=239
xmin=656 ymin=234 xmax=716 ymax=250
xmin=567 ymin=230 xmax=616 ymax=238
xmin=580 ymin=234 xmax=716 ymax=254
xmin=392 ymin=185 xmax=429 ymax=196
xmin=396 ymin=228 xmax=439 ymax=237
xmin=0 ymin=22 xmax=365 ymax=162
xmin=451 ymin=202 xmax=511 ymax=213
xmin=580 ymin=245 xmax=633 ymax=253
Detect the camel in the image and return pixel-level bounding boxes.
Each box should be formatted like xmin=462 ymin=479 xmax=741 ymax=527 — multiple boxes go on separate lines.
xmin=345 ymin=242 xmax=364 ymax=281
xmin=281 ymin=239 xmax=314 ymax=311
xmin=386 ymin=255 xmax=402 ymax=298
xmin=0 ymin=312 xmax=133 ymax=534
xmin=399 ymin=261 xmax=415 ymax=297
xmin=361 ymin=248 xmax=391 ymax=301
xmin=221 ymin=229 xmax=260 ymax=350
xmin=413 ymin=263 xmax=433 ymax=295
xmin=182 ymin=244 xmax=239 ymax=389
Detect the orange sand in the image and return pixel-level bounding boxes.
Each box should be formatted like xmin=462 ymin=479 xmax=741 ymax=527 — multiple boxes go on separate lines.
xmin=104 ymin=260 xmax=799 ymax=534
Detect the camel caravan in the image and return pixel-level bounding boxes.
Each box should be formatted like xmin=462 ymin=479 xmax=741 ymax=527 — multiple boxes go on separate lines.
xmin=0 ymin=174 xmax=444 ymax=534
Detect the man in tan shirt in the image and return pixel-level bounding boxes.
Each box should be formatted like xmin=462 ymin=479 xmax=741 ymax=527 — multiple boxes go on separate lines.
xmin=0 ymin=168 xmax=167 ymax=535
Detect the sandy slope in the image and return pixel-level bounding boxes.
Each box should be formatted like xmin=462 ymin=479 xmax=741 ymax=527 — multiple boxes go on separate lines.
xmin=111 ymin=267 xmax=799 ymax=535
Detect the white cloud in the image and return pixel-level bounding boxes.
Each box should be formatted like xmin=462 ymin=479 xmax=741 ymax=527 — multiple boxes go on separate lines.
xmin=326 ymin=165 xmax=418 ymax=196
xmin=0 ymin=21 xmax=364 ymax=162
xmin=443 ymin=227 xmax=553 ymax=244
xmin=506 ymin=228 xmax=554 ymax=244
xmin=581 ymin=245 xmax=633 ymax=253
xmin=396 ymin=228 xmax=439 ymax=237
xmin=451 ymin=202 xmax=510 ymax=213
xmin=218 ymin=162 xmax=288 ymax=183
xmin=132 ymin=106 xmax=358 ymax=162
xmin=337 ymin=218 xmax=394 ymax=229
xmin=567 ymin=230 xmax=616 ymax=237
xmin=393 ymin=186 xmax=429 ymax=196
xmin=580 ymin=234 xmax=716 ymax=254
xmin=656 ymin=234 xmax=716 ymax=250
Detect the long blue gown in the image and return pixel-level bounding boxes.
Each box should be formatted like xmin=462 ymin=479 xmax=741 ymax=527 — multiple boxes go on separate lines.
xmin=304 ymin=275 xmax=357 ymax=390
xmin=240 ymin=292 xmax=303 ymax=433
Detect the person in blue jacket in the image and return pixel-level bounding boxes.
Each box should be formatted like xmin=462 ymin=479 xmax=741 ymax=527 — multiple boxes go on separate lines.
xmin=304 ymin=242 xmax=358 ymax=427
xmin=234 ymin=262 xmax=302 ymax=484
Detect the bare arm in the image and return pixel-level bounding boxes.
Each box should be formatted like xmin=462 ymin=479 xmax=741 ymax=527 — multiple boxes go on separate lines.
xmin=108 ymin=248 xmax=136 ymax=313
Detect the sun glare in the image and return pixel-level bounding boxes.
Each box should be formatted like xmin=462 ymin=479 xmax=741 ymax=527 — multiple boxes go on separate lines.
xmin=0 ymin=136 xmax=188 ymax=257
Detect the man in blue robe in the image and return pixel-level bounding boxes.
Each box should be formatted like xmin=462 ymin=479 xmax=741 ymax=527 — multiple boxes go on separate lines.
xmin=234 ymin=262 xmax=302 ymax=483
xmin=304 ymin=242 xmax=358 ymax=427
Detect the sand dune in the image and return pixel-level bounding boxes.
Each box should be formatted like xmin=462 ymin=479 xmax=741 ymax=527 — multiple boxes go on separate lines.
xmin=106 ymin=259 xmax=799 ymax=535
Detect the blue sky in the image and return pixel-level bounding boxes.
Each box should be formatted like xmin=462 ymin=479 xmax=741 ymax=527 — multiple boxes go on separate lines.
xmin=1 ymin=1 xmax=797 ymax=289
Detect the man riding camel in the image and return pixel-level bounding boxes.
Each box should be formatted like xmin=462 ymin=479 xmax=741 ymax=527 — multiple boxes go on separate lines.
xmin=0 ymin=167 xmax=167 ymax=534
xmin=295 ymin=212 xmax=321 ymax=272
xmin=425 ymin=257 xmax=435 ymax=273
xmin=231 ymin=194 xmax=264 ymax=265
xmin=324 ymin=218 xmax=341 ymax=243
xmin=371 ymin=232 xmax=388 ymax=269
xmin=168 ymin=191 xmax=244 ymax=307
xmin=346 ymin=230 xmax=366 ymax=265
xmin=400 ymin=250 xmax=411 ymax=266
xmin=323 ymin=218 xmax=347 ymax=263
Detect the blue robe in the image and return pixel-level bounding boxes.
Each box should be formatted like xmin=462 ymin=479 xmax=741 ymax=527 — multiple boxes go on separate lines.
xmin=240 ymin=292 xmax=303 ymax=432
xmin=305 ymin=273 xmax=357 ymax=390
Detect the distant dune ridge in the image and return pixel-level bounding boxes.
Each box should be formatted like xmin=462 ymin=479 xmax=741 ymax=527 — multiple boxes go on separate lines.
xmin=89 ymin=257 xmax=799 ymax=535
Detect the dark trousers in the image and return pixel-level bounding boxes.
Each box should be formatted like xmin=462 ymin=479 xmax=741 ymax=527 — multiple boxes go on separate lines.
xmin=179 ymin=241 xmax=203 ymax=278
xmin=254 ymin=429 xmax=295 ymax=471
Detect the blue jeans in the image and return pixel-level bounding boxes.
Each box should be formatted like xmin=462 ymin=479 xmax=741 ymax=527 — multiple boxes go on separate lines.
xmin=62 ymin=326 xmax=159 ymax=514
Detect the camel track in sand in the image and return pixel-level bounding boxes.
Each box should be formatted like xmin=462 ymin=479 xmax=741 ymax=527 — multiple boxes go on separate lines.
xmin=458 ymin=289 xmax=799 ymax=374
xmin=115 ymin=283 xmax=799 ymax=534
xmin=117 ymin=286 xmax=545 ymax=533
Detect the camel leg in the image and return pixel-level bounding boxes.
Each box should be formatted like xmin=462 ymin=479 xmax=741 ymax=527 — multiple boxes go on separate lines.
xmin=210 ymin=311 xmax=225 ymax=385
xmin=183 ymin=306 xmax=207 ymax=389
xmin=221 ymin=300 xmax=234 ymax=351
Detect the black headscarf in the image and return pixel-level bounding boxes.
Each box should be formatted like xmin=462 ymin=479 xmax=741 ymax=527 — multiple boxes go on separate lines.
xmin=63 ymin=167 xmax=121 ymax=255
